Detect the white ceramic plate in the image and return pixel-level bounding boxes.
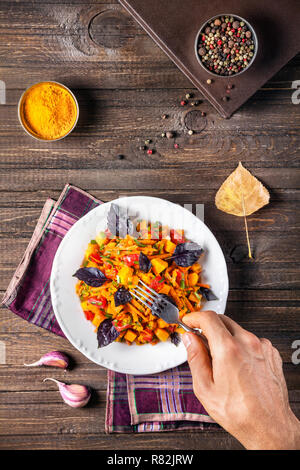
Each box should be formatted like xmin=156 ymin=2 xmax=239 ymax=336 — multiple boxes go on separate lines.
xmin=50 ymin=196 xmax=228 ymax=375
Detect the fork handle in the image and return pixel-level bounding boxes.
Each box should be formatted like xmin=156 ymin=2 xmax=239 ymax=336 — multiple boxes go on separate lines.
xmin=177 ymin=320 xmax=210 ymax=351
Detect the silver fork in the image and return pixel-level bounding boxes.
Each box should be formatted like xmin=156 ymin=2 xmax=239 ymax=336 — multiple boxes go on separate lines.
xmin=130 ymin=280 xmax=204 ymax=338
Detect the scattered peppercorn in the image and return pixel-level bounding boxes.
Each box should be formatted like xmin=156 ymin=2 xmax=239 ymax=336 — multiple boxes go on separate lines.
xmin=185 ymin=93 xmax=193 ymax=99
xmin=222 ymin=96 xmax=229 ymax=102
xmin=145 ymin=139 xmax=151 ymax=145
xmin=188 ymin=130 xmax=194 ymax=135
xmin=161 ymin=132 xmax=166 ymax=138
xmin=166 ymin=131 xmax=175 ymax=139
xmin=139 ymin=145 xmax=146 ymax=151
xmin=197 ymin=15 xmax=256 ymax=76
xmin=191 ymin=100 xmax=200 ymax=106
xmin=117 ymin=154 xmax=125 ymax=160
xmin=206 ymin=79 xmax=212 ymax=85
xmin=162 ymin=114 xmax=168 ymax=119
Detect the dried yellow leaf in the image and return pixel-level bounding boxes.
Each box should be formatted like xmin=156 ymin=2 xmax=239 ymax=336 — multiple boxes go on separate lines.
xmin=215 ymin=162 xmax=270 ymax=216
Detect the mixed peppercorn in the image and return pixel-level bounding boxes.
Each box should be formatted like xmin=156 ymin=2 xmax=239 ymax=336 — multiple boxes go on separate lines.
xmin=197 ymin=15 xmax=256 ymax=76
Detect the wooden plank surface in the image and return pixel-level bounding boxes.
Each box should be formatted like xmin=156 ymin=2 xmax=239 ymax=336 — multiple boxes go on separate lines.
xmin=0 ymin=0 xmax=299 ymax=450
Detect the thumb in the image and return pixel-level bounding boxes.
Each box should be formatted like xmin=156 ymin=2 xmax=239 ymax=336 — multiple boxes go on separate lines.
xmin=182 ymin=333 xmax=213 ymax=391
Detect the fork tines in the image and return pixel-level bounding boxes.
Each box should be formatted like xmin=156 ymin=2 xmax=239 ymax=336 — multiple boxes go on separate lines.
xmin=130 ymin=280 xmax=159 ymax=311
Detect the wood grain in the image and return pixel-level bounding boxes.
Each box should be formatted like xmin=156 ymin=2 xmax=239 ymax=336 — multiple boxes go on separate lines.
xmin=0 ymin=0 xmax=299 ymax=450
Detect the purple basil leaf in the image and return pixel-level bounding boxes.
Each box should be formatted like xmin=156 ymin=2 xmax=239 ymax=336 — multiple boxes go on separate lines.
xmin=107 ymin=203 xmax=134 ymax=237
xmin=198 ymin=286 xmax=218 ymax=301
xmin=97 ymin=319 xmax=120 ymax=348
xmin=170 ymin=242 xmax=203 ymax=267
xmin=73 ymin=267 xmax=108 ymax=287
xmin=114 ymin=287 xmax=132 ymax=307
xmin=170 ymin=331 xmax=181 ymax=347
xmin=139 ymin=252 xmax=151 ymax=273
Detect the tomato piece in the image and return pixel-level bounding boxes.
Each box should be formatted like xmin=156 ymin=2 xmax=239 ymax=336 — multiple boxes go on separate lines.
xmin=90 ymin=252 xmax=102 ymax=264
xmin=170 ymin=229 xmax=185 ymax=244
xmin=140 ymin=328 xmax=154 ymax=342
xmin=149 ymin=276 xmax=163 ymax=292
xmin=113 ymin=320 xmax=131 ymax=332
xmin=168 ymin=325 xmax=177 ymax=333
xmin=176 ymin=270 xmax=183 ymax=284
xmin=104 ymin=266 xmax=118 ymax=280
xmin=84 ymin=310 xmax=95 ymax=321
xmin=88 ymin=296 xmax=107 ymax=309
xmin=122 ymin=254 xmax=139 ymax=266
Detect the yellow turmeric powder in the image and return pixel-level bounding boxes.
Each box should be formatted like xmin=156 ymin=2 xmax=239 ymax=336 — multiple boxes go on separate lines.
xmin=19 ymin=81 xmax=78 ymax=140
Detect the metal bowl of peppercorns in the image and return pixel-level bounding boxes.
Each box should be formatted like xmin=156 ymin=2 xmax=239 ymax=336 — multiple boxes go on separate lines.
xmin=195 ymin=14 xmax=258 ymax=77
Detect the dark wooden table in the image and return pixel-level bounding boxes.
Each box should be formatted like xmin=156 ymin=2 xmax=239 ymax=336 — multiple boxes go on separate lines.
xmin=0 ymin=0 xmax=299 ymax=450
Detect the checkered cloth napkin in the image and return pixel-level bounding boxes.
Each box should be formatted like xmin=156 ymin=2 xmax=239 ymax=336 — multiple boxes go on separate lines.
xmin=2 ymin=184 xmax=216 ymax=433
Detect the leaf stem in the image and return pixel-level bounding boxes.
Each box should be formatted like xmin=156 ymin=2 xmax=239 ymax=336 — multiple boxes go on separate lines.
xmin=241 ymin=194 xmax=252 ymax=259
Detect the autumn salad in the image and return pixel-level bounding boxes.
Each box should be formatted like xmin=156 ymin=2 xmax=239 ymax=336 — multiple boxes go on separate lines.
xmin=74 ymin=204 xmax=216 ymax=348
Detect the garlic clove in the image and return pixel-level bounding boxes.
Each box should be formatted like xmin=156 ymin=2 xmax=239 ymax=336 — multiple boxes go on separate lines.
xmin=24 ymin=351 xmax=69 ymax=369
xmin=43 ymin=378 xmax=91 ymax=408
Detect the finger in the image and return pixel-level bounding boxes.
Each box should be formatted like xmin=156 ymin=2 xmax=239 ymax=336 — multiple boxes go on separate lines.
xmin=260 ymin=338 xmax=276 ymax=371
xmin=271 ymin=347 xmax=288 ymax=399
xmin=219 ymin=314 xmax=246 ymax=336
xmin=260 ymin=338 xmax=283 ymax=375
xmin=260 ymin=339 xmax=288 ymax=398
xmin=182 ymin=332 xmax=213 ymax=392
xmin=183 ymin=310 xmax=231 ymax=355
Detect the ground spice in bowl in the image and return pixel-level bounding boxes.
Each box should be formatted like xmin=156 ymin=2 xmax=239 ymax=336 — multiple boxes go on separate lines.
xmin=195 ymin=14 xmax=257 ymax=77
xmin=18 ymin=81 xmax=79 ymax=141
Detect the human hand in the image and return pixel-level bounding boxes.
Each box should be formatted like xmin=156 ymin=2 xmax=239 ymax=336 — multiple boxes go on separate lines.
xmin=182 ymin=311 xmax=300 ymax=450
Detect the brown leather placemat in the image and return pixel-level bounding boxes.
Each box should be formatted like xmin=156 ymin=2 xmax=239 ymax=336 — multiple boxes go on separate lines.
xmin=119 ymin=0 xmax=300 ymax=118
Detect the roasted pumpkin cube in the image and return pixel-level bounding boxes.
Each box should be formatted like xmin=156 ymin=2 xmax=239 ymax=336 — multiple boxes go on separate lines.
xmin=155 ymin=328 xmax=170 ymax=342
xmin=92 ymin=312 xmax=106 ymax=328
xmin=165 ymin=239 xmax=176 ymax=253
xmin=188 ymin=272 xmax=199 ymax=286
xmin=84 ymin=243 xmax=97 ymax=260
xmin=124 ymin=329 xmax=138 ymax=343
xmin=81 ymin=301 xmax=101 ymax=316
xmin=118 ymin=265 xmax=133 ymax=285
xmin=157 ymin=318 xmax=169 ymax=329
xmin=175 ymin=326 xmax=185 ymax=334
xmin=191 ymin=263 xmax=201 ymax=273
xmin=158 ymin=283 xmax=171 ymax=295
xmin=151 ymin=258 xmax=168 ymax=275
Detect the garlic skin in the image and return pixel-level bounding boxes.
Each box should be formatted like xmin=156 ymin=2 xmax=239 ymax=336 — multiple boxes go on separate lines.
xmin=43 ymin=378 xmax=91 ymax=408
xmin=24 ymin=351 xmax=69 ymax=369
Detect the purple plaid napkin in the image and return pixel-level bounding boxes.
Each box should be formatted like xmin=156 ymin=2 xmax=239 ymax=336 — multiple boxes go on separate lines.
xmin=2 ymin=184 xmax=100 ymax=336
xmin=2 ymin=184 xmax=216 ymax=433
xmin=106 ymin=367 xmax=216 ymax=433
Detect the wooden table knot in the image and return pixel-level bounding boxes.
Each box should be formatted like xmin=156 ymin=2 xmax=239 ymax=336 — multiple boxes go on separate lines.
xmin=88 ymin=9 xmax=135 ymax=49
